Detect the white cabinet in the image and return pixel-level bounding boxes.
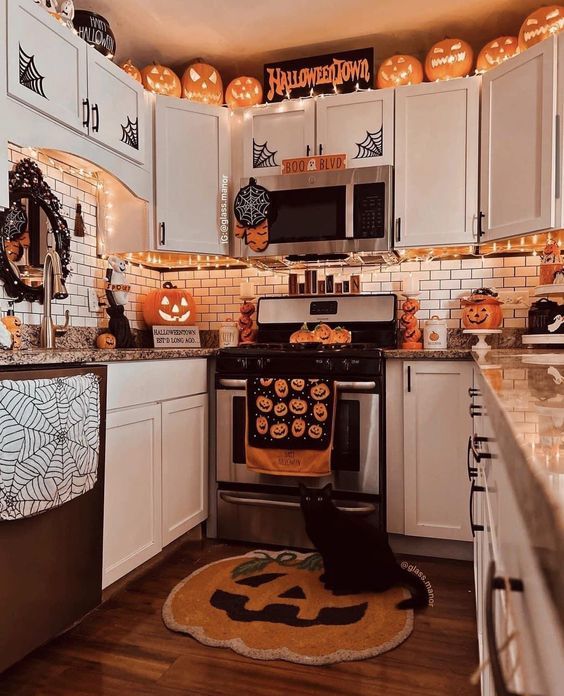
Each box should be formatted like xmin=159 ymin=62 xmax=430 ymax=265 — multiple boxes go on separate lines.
xmin=155 ymin=97 xmax=230 ymax=254
xmin=162 ymin=394 xmax=208 ymax=546
xmin=243 ymin=99 xmax=315 ymax=177
xmin=481 ymin=38 xmax=557 ymax=241
xmin=0 ymin=0 xmax=8 ymax=208
xmin=395 ymin=77 xmax=480 ymax=248
xmin=103 ymin=403 xmax=162 ymax=589
xmin=315 ymin=90 xmax=394 ymax=167
xmin=402 ymin=361 xmax=473 ymax=541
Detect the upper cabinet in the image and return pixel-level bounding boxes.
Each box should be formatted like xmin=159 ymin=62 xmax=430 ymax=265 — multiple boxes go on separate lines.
xmin=481 ymin=38 xmax=557 ymax=241
xmin=0 ymin=0 xmax=8 ymax=208
xmin=315 ymin=90 xmax=394 ymax=167
xmin=394 ymin=77 xmax=480 ymax=248
xmin=155 ymin=97 xmax=230 ymax=254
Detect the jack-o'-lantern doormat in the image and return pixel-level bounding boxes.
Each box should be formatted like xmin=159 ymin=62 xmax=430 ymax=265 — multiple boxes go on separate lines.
xmin=163 ymin=549 xmax=413 ymax=665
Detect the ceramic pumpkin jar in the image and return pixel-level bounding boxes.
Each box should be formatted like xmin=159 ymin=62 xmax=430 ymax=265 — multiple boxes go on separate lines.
xmin=476 ymin=37 xmax=519 ymax=73
xmin=461 ymin=294 xmax=503 ymax=329
xmin=120 ymin=58 xmax=142 ymax=83
xmin=225 ymin=76 xmax=263 ymax=108
xmin=141 ymin=63 xmax=182 ymax=97
xmin=425 ymin=38 xmax=474 ymax=81
xmin=142 ymin=282 xmax=197 ymax=326
xmin=290 ymin=323 xmax=317 ymax=343
xmin=96 ymin=332 xmax=117 ymax=349
xmin=182 ymin=62 xmax=223 ymax=105
xmin=377 ymin=54 xmax=424 ymax=88
xmin=519 ymin=5 xmax=564 ymax=51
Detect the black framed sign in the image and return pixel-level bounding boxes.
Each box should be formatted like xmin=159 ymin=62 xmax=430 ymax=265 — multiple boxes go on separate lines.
xmin=264 ymin=48 xmax=373 ymax=102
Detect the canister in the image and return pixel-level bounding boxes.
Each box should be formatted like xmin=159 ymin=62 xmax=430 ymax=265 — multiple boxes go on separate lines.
xmin=219 ymin=319 xmax=239 ymax=348
xmin=423 ymin=316 xmax=448 ymax=350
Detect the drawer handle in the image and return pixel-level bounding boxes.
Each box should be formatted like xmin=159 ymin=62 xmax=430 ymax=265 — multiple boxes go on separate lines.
xmin=467 ymin=436 xmax=478 ymax=480
xmin=469 ymin=403 xmax=482 ymax=418
xmin=469 ymin=479 xmax=485 ymax=537
xmin=468 ymin=387 xmax=481 ymax=398
xmin=470 ymin=435 xmax=493 ymax=464
xmin=219 ymin=492 xmax=375 ymax=515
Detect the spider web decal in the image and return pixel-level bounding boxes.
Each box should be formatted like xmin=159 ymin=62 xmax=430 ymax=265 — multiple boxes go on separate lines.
xmin=234 ymin=179 xmax=271 ymax=228
xmin=0 ymin=202 xmax=28 ymax=239
xmin=353 ymin=128 xmax=383 ymax=159
xmin=19 ymin=44 xmax=47 ymax=99
xmin=253 ymin=139 xmax=278 ymax=169
xmin=120 ymin=117 xmax=139 ymax=150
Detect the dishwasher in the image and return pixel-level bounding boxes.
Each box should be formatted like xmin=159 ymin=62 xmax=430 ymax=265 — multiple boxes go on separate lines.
xmin=0 ymin=364 xmax=107 ymax=673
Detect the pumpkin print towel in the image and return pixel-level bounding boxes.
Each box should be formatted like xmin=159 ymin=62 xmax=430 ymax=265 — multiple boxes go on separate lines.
xmin=246 ymin=377 xmax=336 ymax=477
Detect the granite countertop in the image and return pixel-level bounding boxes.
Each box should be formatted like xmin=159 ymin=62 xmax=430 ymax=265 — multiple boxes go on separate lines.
xmin=473 ymin=348 xmax=564 ymax=623
xmin=0 ymin=347 xmax=219 ymax=367
xmin=383 ymin=348 xmax=472 ymax=359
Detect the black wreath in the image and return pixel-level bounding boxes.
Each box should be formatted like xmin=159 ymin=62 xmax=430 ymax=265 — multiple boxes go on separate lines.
xmin=233 ymin=177 xmax=272 ymax=229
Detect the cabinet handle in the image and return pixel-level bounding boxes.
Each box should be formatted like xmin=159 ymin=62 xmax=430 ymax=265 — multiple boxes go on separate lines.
xmin=555 ymin=114 xmax=561 ymax=200
xmin=469 ymin=403 xmax=482 ymax=418
xmin=478 ymin=211 xmax=485 ymax=238
xmin=395 ymin=217 xmax=401 ymax=243
xmin=469 ymin=479 xmax=485 ymax=537
xmin=319 ymin=144 xmax=323 ymax=156
xmin=92 ymin=104 xmax=100 ymax=133
xmin=467 ymin=436 xmax=478 ymax=480
xmin=159 ymin=222 xmax=166 ymax=246
xmin=407 ymin=365 xmax=411 ymax=392
xmin=82 ymin=98 xmax=90 ymax=129
xmin=306 ymin=145 xmax=311 ymax=156
xmin=468 ymin=387 xmax=481 ymax=398
xmin=470 ymin=434 xmax=493 ymax=464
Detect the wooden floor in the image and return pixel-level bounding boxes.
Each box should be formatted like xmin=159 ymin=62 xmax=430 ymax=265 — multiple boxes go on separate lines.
xmin=0 ymin=540 xmax=480 ymax=696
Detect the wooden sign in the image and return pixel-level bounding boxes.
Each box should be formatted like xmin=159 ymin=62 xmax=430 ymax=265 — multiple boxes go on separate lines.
xmin=264 ymin=48 xmax=373 ymax=102
xmin=152 ymin=326 xmax=201 ymax=348
xmin=281 ymin=154 xmax=347 ymax=175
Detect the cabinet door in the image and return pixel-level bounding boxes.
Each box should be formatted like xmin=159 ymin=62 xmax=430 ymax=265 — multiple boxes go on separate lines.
xmin=315 ymin=90 xmax=394 ymax=167
xmin=162 ymin=394 xmax=208 ymax=546
xmin=395 ymin=78 xmax=479 ymax=248
xmin=86 ymin=48 xmax=146 ymax=165
xmin=0 ymin=0 xmax=7 ymax=209
xmin=403 ymin=361 xmax=473 ymax=541
xmin=102 ymin=404 xmax=162 ymax=588
xmin=7 ymin=0 xmax=88 ymax=133
xmin=155 ymin=98 xmax=230 ymax=254
xmin=243 ymin=100 xmax=315 ymax=178
xmin=481 ymin=38 xmax=556 ymax=240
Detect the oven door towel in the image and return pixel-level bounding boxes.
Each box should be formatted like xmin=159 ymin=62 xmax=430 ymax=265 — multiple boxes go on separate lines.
xmin=246 ymin=377 xmax=336 ymax=476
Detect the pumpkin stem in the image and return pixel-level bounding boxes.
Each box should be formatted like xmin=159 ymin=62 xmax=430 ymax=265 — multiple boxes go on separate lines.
xmin=163 ymin=281 xmax=177 ymax=289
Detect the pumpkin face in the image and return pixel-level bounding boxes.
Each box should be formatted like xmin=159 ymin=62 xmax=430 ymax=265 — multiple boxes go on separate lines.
xmin=96 ymin=332 xmax=117 ymax=349
xmin=225 ymin=76 xmax=263 ymax=108
xmin=311 ymin=383 xmax=330 ymax=401
xmin=121 ymin=59 xmax=142 ymax=83
xmin=274 ymin=402 xmax=288 ymax=417
xmin=331 ymin=327 xmax=351 ymax=344
xmin=290 ymin=323 xmax=316 ymax=344
xmin=256 ymin=416 xmax=269 ymax=435
xmin=308 ymin=424 xmax=323 ymax=439
xmin=270 ymin=422 xmax=289 ymax=439
xmin=425 ymin=38 xmax=474 ymax=81
xmin=399 ymin=313 xmax=417 ymax=330
xmin=260 ymin=378 xmax=273 ymax=387
xmin=519 ymin=5 xmax=564 ymax=51
xmin=404 ymin=326 xmax=422 ymax=343
xmin=402 ymin=298 xmax=419 ymax=314
xmin=182 ymin=62 xmax=223 ymax=105
xmin=256 ymin=396 xmax=273 ymax=413
xmin=143 ymin=283 xmax=197 ymax=327
xmin=462 ymin=299 xmax=503 ymax=329
xmin=289 ymin=398 xmax=308 ymax=415
xmin=313 ymin=403 xmax=328 ymax=422
xmin=377 ymin=54 xmax=423 ymax=89
xmin=141 ymin=63 xmax=181 ymax=97
xmin=476 ymin=37 xmax=519 ymax=73
xmin=274 ymin=379 xmax=289 ymax=398
xmin=291 ymin=418 xmax=306 ymax=437
xmin=313 ymin=323 xmax=333 ymax=343
xmin=290 ymin=379 xmax=305 ymax=391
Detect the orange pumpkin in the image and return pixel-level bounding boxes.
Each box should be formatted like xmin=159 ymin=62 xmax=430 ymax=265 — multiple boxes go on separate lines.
xmin=142 ymin=282 xmax=197 ymax=326
xmin=461 ymin=296 xmax=503 ymax=329
xmin=290 ymin=323 xmax=317 ymax=343
xmin=331 ymin=327 xmax=351 ymax=344
xmin=182 ymin=62 xmax=223 ymax=105
xmin=377 ymin=54 xmax=424 ymax=89
xmin=141 ymin=63 xmax=182 ymax=97
xmin=476 ymin=37 xmax=519 ymax=73
xmin=519 ymin=5 xmax=564 ymax=51
xmin=121 ymin=59 xmax=142 ymax=83
xmin=96 ymin=332 xmax=117 ymax=349
xmin=425 ymin=38 xmax=474 ymax=81
xmin=226 ymin=76 xmax=263 ymax=108
xmin=313 ymin=323 xmax=333 ymax=343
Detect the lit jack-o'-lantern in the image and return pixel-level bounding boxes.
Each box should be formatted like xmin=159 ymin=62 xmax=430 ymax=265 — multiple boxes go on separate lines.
xmin=182 ymin=62 xmax=223 ymax=105
xmin=519 ymin=5 xmax=564 ymax=51
xmin=141 ymin=63 xmax=182 ymax=97
xmin=225 ymin=76 xmax=263 ymax=108
xmin=377 ymin=54 xmax=424 ymax=89
xmin=120 ymin=58 xmax=142 ymax=83
xmin=461 ymin=294 xmax=503 ymax=329
xmin=142 ymin=282 xmax=197 ymax=326
xmin=476 ymin=37 xmax=519 ymax=73
xmin=425 ymin=38 xmax=474 ymax=81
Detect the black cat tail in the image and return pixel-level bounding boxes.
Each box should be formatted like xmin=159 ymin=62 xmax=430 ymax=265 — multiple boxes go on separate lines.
xmin=396 ymin=568 xmax=429 ymax=610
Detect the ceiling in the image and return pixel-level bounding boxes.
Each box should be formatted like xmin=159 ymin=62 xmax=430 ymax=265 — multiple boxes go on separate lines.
xmin=79 ymin=0 xmax=544 ymax=82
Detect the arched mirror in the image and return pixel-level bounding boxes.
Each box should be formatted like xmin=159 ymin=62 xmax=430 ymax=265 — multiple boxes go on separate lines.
xmin=0 ymin=158 xmax=71 ymax=302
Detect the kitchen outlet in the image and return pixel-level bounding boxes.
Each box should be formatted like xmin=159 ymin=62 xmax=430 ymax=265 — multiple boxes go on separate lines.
xmin=88 ymin=288 xmax=104 ymax=313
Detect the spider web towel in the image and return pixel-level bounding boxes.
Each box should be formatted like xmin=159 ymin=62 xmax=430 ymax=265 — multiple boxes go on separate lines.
xmin=0 ymin=374 xmax=100 ymax=521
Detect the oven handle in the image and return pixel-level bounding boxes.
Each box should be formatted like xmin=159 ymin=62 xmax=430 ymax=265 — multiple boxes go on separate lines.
xmin=218 ymin=379 xmax=377 ymax=391
xmin=219 ymin=491 xmax=376 ymax=515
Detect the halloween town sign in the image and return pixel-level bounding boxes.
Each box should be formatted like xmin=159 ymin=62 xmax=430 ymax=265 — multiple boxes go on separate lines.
xmin=264 ymin=48 xmax=373 ymax=102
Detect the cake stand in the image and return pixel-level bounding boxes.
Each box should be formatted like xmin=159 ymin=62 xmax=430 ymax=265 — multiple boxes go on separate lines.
xmin=463 ymin=329 xmax=502 ymax=352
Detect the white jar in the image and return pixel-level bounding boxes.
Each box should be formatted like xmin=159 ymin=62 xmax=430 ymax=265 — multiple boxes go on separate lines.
xmin=219 ymin=319 xmax=239 ymax=348
xmin=423 ymin=316 xmax=448 ymax=350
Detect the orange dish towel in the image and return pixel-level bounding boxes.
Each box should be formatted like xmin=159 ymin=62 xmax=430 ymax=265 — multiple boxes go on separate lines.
xmin=246 ymin=377 xmax=336 ymax=476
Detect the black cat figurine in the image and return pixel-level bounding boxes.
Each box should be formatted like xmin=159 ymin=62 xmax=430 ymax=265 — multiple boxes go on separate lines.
xmin=299 ymin=482 xmax=428 ymax=609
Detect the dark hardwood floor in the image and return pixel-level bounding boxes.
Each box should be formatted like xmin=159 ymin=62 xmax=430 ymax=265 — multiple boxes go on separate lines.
xmin=0 ymin=540 xmax=480 ymax=696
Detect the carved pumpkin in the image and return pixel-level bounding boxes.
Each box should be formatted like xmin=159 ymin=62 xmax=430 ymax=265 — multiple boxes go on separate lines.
xmin=401 ymin=298 xmax=419 ymax=314
xmin=290 ymin=379 xmax=305 ymax=391
xmin=256 ymin=396 xmax=273 ymax=413
xmin=290 ymin=323 xmax=317 ymax=343
xmin=313 ymin=403 xmax=328 ymax=422
xmin=256 ymin=416 xmax=269 ymax=435
xmin=270 ymin=422 xmax=289 ymax=439
xmin=291 ymin=418 xmax=306 ymax=437
xmin=519 ymin=5 xmax=564 ymax=51
xmin=461 ymin=296 xmax=503 ymax=329
xmin=377 ymin=54 xmax=424 ymax=89
xmin=96 ymin=332 xmax=117 ymax=349
xmin=425 ymin=38 xmax=474 ymax=81
xmin=120 ymin=59 xmax=142 ymax=83
xmin=313 ymin=323 xmax=333 ymax=343
xmin=476 ymin=37 xmax=519 ymax=73
xmin=142 ymin=282 xmax=197 ymax=327
xmin=141 ymin=63 xmax=181 ymax=97
xmin=331 ymin=327 xmax=351 ymax=344
xmin=275 ymin=379 xmax=289 ymax=398
xmin=225 ymin=76 xmax=263 ymax=108
xmin=182 ymin=62 xmax=223 ymax=105
xmin=308 ymin=424 xmax=323 ymax=439
xmin=311 ymin=383 xmax=330 ymax=401
xmin=274 ymin=402 xmax=288 ymax=417
xmin=289 ymin=398 xmax=308 ymax=415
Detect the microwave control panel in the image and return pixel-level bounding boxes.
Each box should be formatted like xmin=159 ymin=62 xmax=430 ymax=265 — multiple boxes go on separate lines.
xmin=353 ymin=182 xmax=386 ymax=239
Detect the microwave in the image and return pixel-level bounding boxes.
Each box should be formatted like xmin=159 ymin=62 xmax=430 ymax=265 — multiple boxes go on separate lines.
xmin=232 ymin=165 xmax=393 ymax=260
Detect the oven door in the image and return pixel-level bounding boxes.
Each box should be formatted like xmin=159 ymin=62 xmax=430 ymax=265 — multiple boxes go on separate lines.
xmin=216 ymin=379 xmax=380 ymax=494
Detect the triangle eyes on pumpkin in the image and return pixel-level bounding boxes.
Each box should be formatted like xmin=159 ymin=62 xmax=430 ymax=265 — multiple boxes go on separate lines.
xmin=190 ymin=67 xmax=201 ymax=81
xmin=209 ymin=70 xmax=218 ymax=84
xmin=161 ymin=296 xmax=170 ymax=305
xmin=181 ymin=297 xmax=189 ymax=307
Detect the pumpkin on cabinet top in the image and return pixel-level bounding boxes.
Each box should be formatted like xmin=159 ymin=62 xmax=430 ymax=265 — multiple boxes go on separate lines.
xmin=121 ymin=59 xmax=142 ymax=83
xmin=476 ymin=37 xmax=519 ymax=73
xmin=225 ymin=76 xmax=263 ymax=108
xmin=519 ymin=5 xmax=564 ymax=51
xmin=425 ymin=38 xmax=474 ymax=81
xmin=376 ymin=54 xmax=424 ymax=89
xmin=142 ymin=282 xmax=197 ymax=326
xmin=182 ymin=62 xmax=223 ymax=105
xmin=141 ymin=63 xmax=182 ymax=97
xmin=461 ymin=293 xmax=503 ymax=330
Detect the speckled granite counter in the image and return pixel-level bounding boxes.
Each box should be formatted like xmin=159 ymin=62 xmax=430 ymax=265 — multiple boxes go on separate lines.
xmin=0 ymin=347 xmax=219 ymax=367
xmin=383 ymin=348 xmax=472 ymax=359
xmin=473 ymin=349 xmax=564 ymax=622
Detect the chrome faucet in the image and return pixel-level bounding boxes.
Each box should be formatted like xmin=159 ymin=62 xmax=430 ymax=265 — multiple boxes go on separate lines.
xmin=39 ymin=250 xmax=70 ymax=349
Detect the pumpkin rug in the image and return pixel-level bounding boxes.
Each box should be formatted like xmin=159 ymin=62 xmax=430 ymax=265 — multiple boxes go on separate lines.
xmin=162 ymin=549 xmax=413 ymax=665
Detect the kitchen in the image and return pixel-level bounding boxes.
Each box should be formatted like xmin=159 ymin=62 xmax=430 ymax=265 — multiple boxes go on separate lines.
xmin=0 ymin=0 xmax=563 ymax=694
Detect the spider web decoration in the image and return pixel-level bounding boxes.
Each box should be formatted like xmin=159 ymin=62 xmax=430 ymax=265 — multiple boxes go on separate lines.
xmin=353 ymin=128 xmax=383 ymax=159
xmin=234 ymin=178 xmax=272 ymax=228
xmin=19 ymin=44 xmax=47 ymax=99
xmin=120 ymin=117 xmax=139 ymax=150
xmin=0 ymin=374 xmax=100 ymax=521
xmin=0 ymin=202 xmax=27 ymax=239
xmin=253 ymin=139 xmax=278 ymax=169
